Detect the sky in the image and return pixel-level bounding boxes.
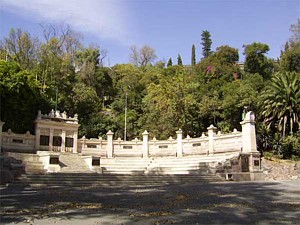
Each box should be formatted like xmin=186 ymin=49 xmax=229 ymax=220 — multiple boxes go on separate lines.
xmin=0 ymin=0 xmax=299 ymax=66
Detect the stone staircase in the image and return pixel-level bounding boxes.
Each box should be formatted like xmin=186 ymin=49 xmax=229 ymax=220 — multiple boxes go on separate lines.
xmin=59 ymin=153 xmax=91 ymax=173
xmin=9 ymin=172 xmax=223 ymax=189
xmin=99 ymin=153 xmax=239 ymax=175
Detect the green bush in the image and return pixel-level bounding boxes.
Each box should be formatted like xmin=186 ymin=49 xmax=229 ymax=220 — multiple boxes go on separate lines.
xmin=281 ymin=135 xmax=300 ymax=159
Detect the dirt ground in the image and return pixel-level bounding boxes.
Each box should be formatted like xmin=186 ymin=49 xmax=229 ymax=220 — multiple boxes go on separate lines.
xmin=1 ymin=178 xmax=300 ymax=225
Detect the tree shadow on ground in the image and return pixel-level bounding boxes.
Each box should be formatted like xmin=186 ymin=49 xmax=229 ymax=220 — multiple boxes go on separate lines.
xmin=1 ymin=173 xmax=300 ymax=224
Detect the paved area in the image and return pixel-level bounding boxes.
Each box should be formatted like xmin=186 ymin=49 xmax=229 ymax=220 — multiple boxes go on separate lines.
xmin=1 ymin=179 xmax=300 ymax=225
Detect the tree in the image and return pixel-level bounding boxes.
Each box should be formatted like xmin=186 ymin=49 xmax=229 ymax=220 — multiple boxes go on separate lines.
xmin=141 ymin=67 xmax=199 ymax=138
xmin=243 ymin=42 xmax=275 ymax=79
xmin=0 ymin=60 xmax=50 ymax=133
xmin=110 ymin=64 xmax=146 ymax=139
xmin=289 ymin=18 xmax=300 ymax=44
xmin=280 ymin=19 xmax=300 ymax=73
xmin=201 ymin=30 xmax=212 ymax=58
xmin=177 ymin=54 xmax=183 ymax=66
xmin=260 ymin=72 xmax=300 ymax=137
xmin=4 ymin=28 xmax=40 ymax=70
xmin=280 ymin=42 xmax=300 ymax=73
xmin=196 ymin=45 xmax=240 ymax=81
xmin=191 ymin=44 xmax=196 ymax=66
xmin=215 ymin=45 xmax=239 ymax=64
xmin=167 ymin=58 xmax=173 ymax=67
xmin=129 ymin=45 xmax=157 ymax=67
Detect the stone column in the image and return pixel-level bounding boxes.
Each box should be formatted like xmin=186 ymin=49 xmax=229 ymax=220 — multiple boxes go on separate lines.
xmin=107 ymin=130 xmax=114 ymax=158
xmin=142 ymin=130 xmax=149 ymax=158
xmin=240 ymin=111 xmax=257 ymax=153
xmin=0 ymin=121 xmax=4 ymax=151
xmin=49 ymin=128 xmax=54 ymax=151
xmin=35 ymin=125 xmax=40 ymax=151
xmin=240 ymin=111 xmax=260 ymax=173
xmin=61 ymin=130 xmax=66 ymax=152
xmin=207 ymin=125 xmax=217 ymax=155
xmin=176 ymin=129 xmax=183 ymax=157
xmin=73 ymin=131 xmax=78 ymax=153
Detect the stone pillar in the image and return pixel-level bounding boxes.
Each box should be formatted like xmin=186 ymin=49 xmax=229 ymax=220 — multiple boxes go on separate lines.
xmin=240 ymin=111 xmax=257 ymax=153
xmin=49 ymin=128 xmax=54 ymax=151
xmin=61 ymin=130 xmax=66 ymax=152
xmin=0 ymin=121 xmax=4 ymax=151
xmin=240 ymin=111 xmax=260 ymax=172
xmin=107 ymin=130 xmax=114 ymax=158
xmin=176 ymin=129 xmax=183 ymax=157
xmin=142 ymin=130 xmax=149 ymax=158
xmin=207 ymin=125 xmax=217 ymax=155
xmin=35 ymin=125 xmax=40 ymax=151
xmin=73 ymin=131 xmax=78 ymax=153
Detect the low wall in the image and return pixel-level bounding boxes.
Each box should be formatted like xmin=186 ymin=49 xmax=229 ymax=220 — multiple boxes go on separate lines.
xmin=2 ymin=129 xmax=35 ymax=152
xmin=7 ymin=151 xmax=50 ymax=173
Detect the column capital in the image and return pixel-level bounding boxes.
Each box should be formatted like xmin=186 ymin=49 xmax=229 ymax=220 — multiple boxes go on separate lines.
xmin=107 ymin=130 xmax=114 ymax=135
xmin=240 ymin=111 xmax=256 ymax=125
xmin=176 ymin=129 xmax=182 ymax=134
xmin=207 ymin=124 xmax=217 ymax=131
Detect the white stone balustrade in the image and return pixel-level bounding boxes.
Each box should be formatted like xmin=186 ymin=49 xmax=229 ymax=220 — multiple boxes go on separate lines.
xmin=1 ymin=111 xmax=258 ymax=160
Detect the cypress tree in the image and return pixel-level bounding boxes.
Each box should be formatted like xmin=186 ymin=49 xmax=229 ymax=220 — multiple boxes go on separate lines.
xmin=177 ymin=54 xmax=183 ymax=66
xmin=167 ymin=57 xmax=173 ymax=67
xmin=201 ymin=30 xmax=212 ymax=58
xmin=191 ymin=44 xmax=196 ymax=65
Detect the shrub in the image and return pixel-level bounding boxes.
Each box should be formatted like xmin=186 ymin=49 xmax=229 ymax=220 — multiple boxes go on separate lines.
xmin=281 ymin=135 xmax=300 ymax=159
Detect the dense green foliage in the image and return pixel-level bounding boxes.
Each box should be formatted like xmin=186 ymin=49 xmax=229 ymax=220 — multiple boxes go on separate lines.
xmin=1 ymin=20 xmax=299 ymax=159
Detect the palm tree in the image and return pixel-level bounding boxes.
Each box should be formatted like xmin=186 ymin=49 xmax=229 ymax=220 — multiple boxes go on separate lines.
xmin=260 ymin=72 xmax=300 ymax=136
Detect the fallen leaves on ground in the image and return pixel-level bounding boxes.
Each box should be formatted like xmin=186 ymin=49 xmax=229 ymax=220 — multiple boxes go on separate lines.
xmin=129 ymin=211 xmax=173 ymax=217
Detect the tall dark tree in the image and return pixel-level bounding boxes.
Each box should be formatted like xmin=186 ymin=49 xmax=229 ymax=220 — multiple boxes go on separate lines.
xmin=191 ymin=44 xmax=196 ymax=66
xmin=167 ymin=57 xmax=173 ymax=67
xmin=177 ymin=54 xmax=183 ymax=66
xmin=201 ymin=30 xmax=212 ymax=58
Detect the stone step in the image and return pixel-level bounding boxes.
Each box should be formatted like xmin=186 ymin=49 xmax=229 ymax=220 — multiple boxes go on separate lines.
xmin=10 ymin=173 xmax=222 ymax=187
xmin=16 ymin=173 xmax=220 ymax=180
xmin=59 ymin=153 xmax=91 ymax=173
xmin=19 ymin=173 xmax=217 ymax=180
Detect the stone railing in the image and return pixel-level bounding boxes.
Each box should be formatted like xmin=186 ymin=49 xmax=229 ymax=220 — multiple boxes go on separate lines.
xmin=1 ymin=111 xmax=257 ymax=159
xmin=78 ymin=122 xmax=248 ymax=158
xmin=1 ymin=129 xmax=35 ymax=152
